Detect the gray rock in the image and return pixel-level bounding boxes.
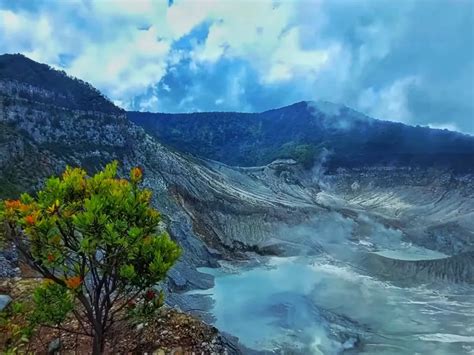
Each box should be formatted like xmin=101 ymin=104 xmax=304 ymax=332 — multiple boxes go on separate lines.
xmin=0 ymin=294 xmax=12 ymax=311
xmin=47 ymin=338 xmax=62 ymax=355
xmin=0 ymin=246 xmax=19 ymax=278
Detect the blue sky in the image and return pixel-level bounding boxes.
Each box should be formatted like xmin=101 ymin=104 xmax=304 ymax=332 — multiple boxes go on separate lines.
xmin=0 ymin=0 xmax=473 ymax=134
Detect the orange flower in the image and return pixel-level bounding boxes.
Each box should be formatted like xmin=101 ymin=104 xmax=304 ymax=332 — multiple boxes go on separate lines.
xmin=65 ymin=276 xmax=82 ymax=289
xmin=47 ymin=254 xmax=56 ymax=262
xmin=19 ymin=203 xmax=30 ymax=213
xmin=25 ymin=214 xmax=37 ymax=225
xmin=130 ymin=167 xmax=143 ymax=182
xmin=4 ymin=199 xmax=21 ymax=210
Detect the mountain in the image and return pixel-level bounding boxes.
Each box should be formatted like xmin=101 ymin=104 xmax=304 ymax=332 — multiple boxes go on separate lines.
xmin=129 ymin=101 xmax=474 ymax=172
xmin=0 ymin=53 xmax=120 ymax=113
xmin=1 ymin=54 xmax=474 ymax=353
xmin=1 ymin=53 xmax=473 ymax=278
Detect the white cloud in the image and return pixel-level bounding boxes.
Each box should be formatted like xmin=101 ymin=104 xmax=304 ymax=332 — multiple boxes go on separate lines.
xmin=0 ymin=9 xmax=22 ymax=31
xmin=185 ymin=2 xmax=339 ymax=89
xmin=0 ymin=0 xmax=472 ymax=133
xmin=357 ymin=76 xmax=421 ymax=122
xmin=427 ymin=122 xmax=460 ymax=132
xmin=166 ymin=0 xmax=215 ymax=38
xmin=68 ymin=24 xmax=171 ymax=99
xmin=190 ymin=1 xmax=293 ymax=63
xmin=0 ymin=2 xmax=174 ymax=104
xmin=138 ymin=94 xmax=159 ymax=112
xmin=262 ymin=27 xmax=336 ymax=84
xmin=0 ymin=10 xmax=59 ymax=63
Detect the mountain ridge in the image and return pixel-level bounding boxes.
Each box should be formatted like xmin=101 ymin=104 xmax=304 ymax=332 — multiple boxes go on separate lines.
xmin=0 ymin=53 xmax=120 ymax=114
xmin=132 ymin=99 xmax=473 ymax=137
xmin=1 ymin=54 xmax=473 ymax=259
xmin=129 ymin=100 xmax=474 ymax=171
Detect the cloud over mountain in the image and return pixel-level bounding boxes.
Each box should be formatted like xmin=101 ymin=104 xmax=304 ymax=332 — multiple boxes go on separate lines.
xmin=0 ymin=0 xmax=472 ymax=133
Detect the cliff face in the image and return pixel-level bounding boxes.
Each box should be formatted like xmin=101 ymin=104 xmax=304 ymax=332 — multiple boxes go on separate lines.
xmin=170 ymin=158 xmax=474 ymax=276
xmin=0 ymin=56 xmax=323 ymax=288
xmin=320 ymin=166 xmax=474 ymax=252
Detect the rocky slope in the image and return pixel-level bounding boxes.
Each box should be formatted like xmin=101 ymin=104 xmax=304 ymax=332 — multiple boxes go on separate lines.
xmin=0 ymin=54 xmax=245 ymax=351
xmin=129 ymin=99 xmax=474 ymax=280
xmin=3 ymin=55 xmax=474 ymax=284
xmin=177 ymin=158 xmax=474 ymax=283
xmin=3 ymin=55 xmax=472 ymax=270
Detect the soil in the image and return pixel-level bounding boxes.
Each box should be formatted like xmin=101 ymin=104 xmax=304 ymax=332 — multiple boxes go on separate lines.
xmin=0 ymin=278 xmax=238 ymax=354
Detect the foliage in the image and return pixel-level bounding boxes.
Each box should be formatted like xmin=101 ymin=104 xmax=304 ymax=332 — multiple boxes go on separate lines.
xmin=29 ymin=281 xmax=74 ymax=326
xmin=129 ymin=102 xmax=474 ymax=172
xmin=0 ymin=279 xmax=75 ymax=353
xmin=0 ymin=282 xmax=36 ymax=354
xmin=0 ymin=304 xmax=33 ymax=354
xmin=126 ymin=288 xmax=165 ymax=323
xmin=0 ymin=162 xmax=181 ymax=354
xmin=275 ymin=142 xmax=317 ymax=168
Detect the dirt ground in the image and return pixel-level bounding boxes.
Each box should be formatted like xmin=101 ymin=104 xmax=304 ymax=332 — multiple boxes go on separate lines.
xmin=0 ymin=277 xmax=234 ymax=354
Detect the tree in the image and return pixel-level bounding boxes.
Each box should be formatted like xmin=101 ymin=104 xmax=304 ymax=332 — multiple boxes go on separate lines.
xmin=0 ymin=162 xmax=181 ymax=354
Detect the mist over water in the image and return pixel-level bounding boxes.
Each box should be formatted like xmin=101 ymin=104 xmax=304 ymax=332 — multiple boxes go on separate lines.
xmin=192 ymin=212 xmax=474 ymax=354
xmin=199 ymin=258 xmax=474 ymax=354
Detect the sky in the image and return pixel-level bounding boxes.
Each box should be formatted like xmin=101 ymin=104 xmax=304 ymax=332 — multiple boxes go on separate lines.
xmin=0 ymin=0 xmax=473 ymax=134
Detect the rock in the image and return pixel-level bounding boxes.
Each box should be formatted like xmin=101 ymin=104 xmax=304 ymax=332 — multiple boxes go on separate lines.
xmin=351 ymin=181 xmax=360 ymax=191
xmin=170 ymin=346 xmax=183 ymax=355
xmin=47 ymin=338 xmax=62 ymax=355
xmin=165 ymin=292 xmax=215 ymax=322
xmin=0 ymin=249 xmax=19 ymax=278
xmin=359 ymin=251 xmax=474 ymax=284
xmin=342 ymin=336 xmax=360 ymax=349
xmin=0 ymin=294 xmax=12 ymax=311
xmin=168 ymin=268 xmax=187 ymax=290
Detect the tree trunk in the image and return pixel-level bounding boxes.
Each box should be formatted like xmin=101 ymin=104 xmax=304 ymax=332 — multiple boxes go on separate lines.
xmin=92 ymin=329 xmax=104 ymax=355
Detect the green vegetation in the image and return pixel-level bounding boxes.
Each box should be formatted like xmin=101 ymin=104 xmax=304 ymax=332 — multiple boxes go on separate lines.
xmin=0 ymin=123 xmax=43 ymax=198
xmin=0 ymin=162 xmax=181 ymax=354
xmin=273 ymin=143 xmax=318 ymax=168
xmin=0 ymin=54 xmax=120 ymax=113
xmin=130 ymin=102 xmax=474 ymax=172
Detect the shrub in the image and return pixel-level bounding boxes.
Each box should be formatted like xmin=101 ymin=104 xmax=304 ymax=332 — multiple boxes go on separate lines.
xmin=0 ymin=162 xmax=181 ymax=354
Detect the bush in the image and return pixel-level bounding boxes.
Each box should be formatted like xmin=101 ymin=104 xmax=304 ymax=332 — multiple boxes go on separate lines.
xmin=0 ymin=162 xmax=181 ymax=354
xmin=275 ymin=142 xmax=317 ymax=168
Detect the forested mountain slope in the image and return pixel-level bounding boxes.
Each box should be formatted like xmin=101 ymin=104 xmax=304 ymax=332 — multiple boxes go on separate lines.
xmin=129 ymin=101 xmax=474 ymax=171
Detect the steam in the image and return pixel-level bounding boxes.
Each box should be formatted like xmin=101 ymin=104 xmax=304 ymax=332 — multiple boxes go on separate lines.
xmin=307 ymin=100 xmax=372 ymax=132
xmin=310 ymin=147 xmax=332 ymax=184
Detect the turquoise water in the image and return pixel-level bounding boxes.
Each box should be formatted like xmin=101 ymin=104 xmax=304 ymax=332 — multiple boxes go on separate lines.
xmin=189 ymin=213 xmax=473 ymax=353
xmin=196 ymin=257 xmax=474 ymax=354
